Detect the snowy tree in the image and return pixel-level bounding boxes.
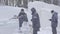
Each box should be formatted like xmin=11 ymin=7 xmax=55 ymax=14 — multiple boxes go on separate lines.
xmin=0 ymin=0 xmax=60 ymax=7
xmin=14 ymin=0 xmax=18 ymax=7
xmin=5 ymin=0 xmax=8 ymax=5
xmin=16 ymin=0 xmax=22 ymax=7
xmin=58 ymin=0 xmax=60 ymax=6
xmin=53 ymin=0 xmax=58 ymax=5
xmin=0 ymin=0 xmax=1 ymax=2
xmin=23 ymin=0 xmax=28 ymax=8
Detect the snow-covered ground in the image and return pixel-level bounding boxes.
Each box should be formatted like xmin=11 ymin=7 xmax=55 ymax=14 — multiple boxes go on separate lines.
xmin=0 ymin=1 xmax=60 ymax=34
xmin=0 ymin=6 xmax=32 ymax=34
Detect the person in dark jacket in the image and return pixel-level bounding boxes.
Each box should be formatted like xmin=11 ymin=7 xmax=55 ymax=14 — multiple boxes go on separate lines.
xmin=49 ymin=10 xmax=58 ymax=34
xmin=18 ymin=9 xmax=28 ymax=30
xmin=31 ymin=8 xmax=40 ymax=34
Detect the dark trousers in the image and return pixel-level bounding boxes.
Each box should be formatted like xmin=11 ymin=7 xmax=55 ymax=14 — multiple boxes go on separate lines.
xmin=52 ymin=27 xmax=57 ymax=34
xmin=19 ymin=21 xmax=23 ymax=28
xmin=33 ymin=29 xmax=38 ymax=34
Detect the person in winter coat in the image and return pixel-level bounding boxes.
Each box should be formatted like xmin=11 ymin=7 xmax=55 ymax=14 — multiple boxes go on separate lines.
xmin=18 ymin=9 xmax=28 ymax=30
xmin=49 ymin=10 xmax=58 ymax=34
xmin=31 ymin=8 xmax=40 ymax=34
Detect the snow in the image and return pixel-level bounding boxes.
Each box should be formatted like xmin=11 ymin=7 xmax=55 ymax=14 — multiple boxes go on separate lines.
xmin=28 ymin=1 xmax=60 ymax=34
xmin=0 ymin=6 xmax=32 ymax=34
xmin=0 ymin=1 xmax=60 ymax=34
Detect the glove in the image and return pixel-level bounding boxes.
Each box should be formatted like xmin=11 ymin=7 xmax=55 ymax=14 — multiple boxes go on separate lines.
xmin=31 ymin=19 xmax=32 ymax=21
xmin=49 ymin=19 xmax=52 ymax=21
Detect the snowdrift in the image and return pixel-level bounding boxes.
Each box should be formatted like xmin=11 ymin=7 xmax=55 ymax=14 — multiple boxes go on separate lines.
xmin=28 ymin=1 xmax=60 ymax=12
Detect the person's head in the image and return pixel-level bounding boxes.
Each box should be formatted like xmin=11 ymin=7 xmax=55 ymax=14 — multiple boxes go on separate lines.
xmin=21 ymin=9 xmax=24 ymax=11
xmin=51 ymin=10 xmax=54 ymax=13
xmin=31 ymin=8 xmax=36 ymax=14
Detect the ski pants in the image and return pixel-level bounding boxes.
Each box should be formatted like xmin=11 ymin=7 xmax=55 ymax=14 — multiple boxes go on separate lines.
xmin=52 ymin=27 xmax=57 ymax=34
xmin=19 ymin=21 xmax=23 ymax=27
xmin=33 ymin=29 xmax=38 ymax=34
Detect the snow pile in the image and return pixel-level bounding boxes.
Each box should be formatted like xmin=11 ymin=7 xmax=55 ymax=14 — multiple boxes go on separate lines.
xmin=28 ymin=1 xmax=60 ymax=12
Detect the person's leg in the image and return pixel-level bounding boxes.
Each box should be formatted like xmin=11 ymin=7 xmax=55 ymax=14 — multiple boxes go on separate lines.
xmin=52 ymin=27 xmax=57 ymax=34
xmin=52 ymin=27 xmax=54 ymax=34
xmin=19 ymin=21 xmax=23 ymax=30
xmin=33 ymin=29 xmax=37 ymax=34
xmin=18 ymin=21 xmax=23 ymax=33
xmin=54 ymin=27 xmax=57 ymax=34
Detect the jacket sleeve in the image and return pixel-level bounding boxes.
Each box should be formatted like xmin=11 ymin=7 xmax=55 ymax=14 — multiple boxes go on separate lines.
xmin=52 ymin=13 xmax=58 ymax=22
xmin=23 ymin=14 xmax=28 ymax=22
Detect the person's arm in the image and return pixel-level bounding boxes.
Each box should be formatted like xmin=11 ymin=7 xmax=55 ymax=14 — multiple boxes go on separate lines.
xmin=17 ymin=15 xmax=23 ymax=19
xmin=17 ymin=12 xmax=23 ymax=19
xmin=24 ymin=14 xmax=28 ymax=22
